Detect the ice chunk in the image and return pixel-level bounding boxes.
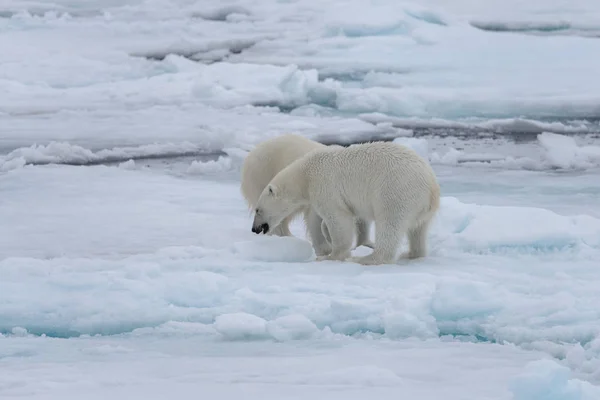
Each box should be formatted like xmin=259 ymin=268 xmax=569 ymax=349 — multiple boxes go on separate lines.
xmin=11 ymin=327 xmax=29 ymax=337
xmin=232 ymin=236 xmax=315 ymax=263
xmin=192 ymin=5 xmax=251 ymax=22
xmin=430 ymin=148 xmax=462 ymax=165
xmin=538 ymin=132 xmax=600 ymax=170
xmin=383 ymin=311 xmax=439 ymax=340
xmin=214 ymin=312 xmax=269 ymax=341
xmin=436 ymin=197 xmax=600 ymax=253
xmin=118 ymin=159 xmax=136 ymax=170
xmin=510 ymin=359 xmax=600 ymax=400
xmin=266 ymin=314 xmax=319 ymax=341
xmin=187 ymin=156 xmax=233 ymax=175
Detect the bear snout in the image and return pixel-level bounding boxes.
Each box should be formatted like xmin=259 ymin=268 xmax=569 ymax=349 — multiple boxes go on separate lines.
xmin=252 ymin=223 xmax=269 ymax=234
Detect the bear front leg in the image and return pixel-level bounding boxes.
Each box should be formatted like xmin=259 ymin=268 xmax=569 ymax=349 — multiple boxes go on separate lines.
xmin=355 ymin=219 xmax=374 ymax=249
xmin=269 ymin=214 xmax=294 ymax=237
xmin=405 ymin=219 xmax=431 ymax=259
xmin=304 ymin=207 xmax=331 ymax=257
xmin=321 ymin=219 xmax=331 ymax=244
xmin=324 ymin=218 xmax=374 ymax=250
xmin=316 ymin=211 xmax=354 ymax=262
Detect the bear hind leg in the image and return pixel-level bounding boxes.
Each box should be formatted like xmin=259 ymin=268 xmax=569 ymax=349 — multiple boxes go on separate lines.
xmin=403 ymin=219 xmax=431 ymax=259
xmin=355 ymin=219 xmax=374 ymax=249
xmin=350 ymin=216 xmax=406 ymax=265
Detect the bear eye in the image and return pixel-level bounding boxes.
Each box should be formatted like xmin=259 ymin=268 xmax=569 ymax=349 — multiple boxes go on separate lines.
xmin=268 ymin=187 xmax=273 ymax=195
xmin=255 ymin=208 xmax=260 ymax=215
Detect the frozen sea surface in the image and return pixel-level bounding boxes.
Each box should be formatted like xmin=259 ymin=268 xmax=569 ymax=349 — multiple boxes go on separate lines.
xmin=2 ymin=0 xmax=600 ymax=155
xmin=2 ymin=152 xmax=600 ymax=399
xmin=1 ymin=0 xmax=600 ymax=399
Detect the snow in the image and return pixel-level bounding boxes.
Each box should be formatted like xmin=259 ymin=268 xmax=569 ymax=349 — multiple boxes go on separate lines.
xmin=2 ymin=0 xmax=600 ymax=152
xmin=425 ymin=133 xmax=600 ymax=172
xmin=510 ymin=360 xmax=600 ymax=400
xmin=232 ymin=236 xmax=316 ymax=263
xmin=2 ymin=161 xmax=600 ymax=397
xmin=2 ymin=0 xmax=600 ymax=398
xmin=187 ymin=155 xmax=234 ymax=175
xmin=213 ymin=312 xmax=319 ymax=341
xmin=539 ymin=132 xmax=600 ymax=170
xmin=0 ymin=335 xmax=548 ymax=399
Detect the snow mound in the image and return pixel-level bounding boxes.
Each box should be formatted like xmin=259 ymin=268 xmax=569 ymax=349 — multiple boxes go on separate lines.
xmin=117 ymin=159 xmax=136 ymax=170
xmin=214 ymin=312 xmax=270 ymax=341
xmin=539 ymin=132 xmax=600 ymax=170
xmin=436 ymin=197 xmax=600 ymax=253
xmin=192 ymin=5 xmax=252 ymax=22
xmin=232 ymin=236 xmax=316 ymax=263
xmin=189 ymin=61 xmax=326 ymax=110
xmin=266 ymin=314 xmax=320 ymax=341
xmin=510 ymin=359 xmax=600 ymax=400
xmin=213 ymin=313 xmax=320 ymax=342
xmin=187 ymin=156 xmax=234 ymax=175
xmin=430 ymin=148 xmax=463 ymax=165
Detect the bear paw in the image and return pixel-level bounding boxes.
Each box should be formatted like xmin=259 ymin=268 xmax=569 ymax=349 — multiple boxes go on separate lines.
xmin=314 ymin=244 xmax=332 ymax=258
xmin=399 ymin=250 xmax=426 ymax=260
xmin=316 ymin=251 xmax=351 ymax=262
xmin=348 ymin=254 xmax=391 ymax=266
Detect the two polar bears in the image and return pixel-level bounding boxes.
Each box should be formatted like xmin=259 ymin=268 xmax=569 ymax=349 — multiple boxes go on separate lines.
xmin=241 ymin=134 xmax=440 ymax=265
xmin=241 ymin=134 xmax=373 ymax=257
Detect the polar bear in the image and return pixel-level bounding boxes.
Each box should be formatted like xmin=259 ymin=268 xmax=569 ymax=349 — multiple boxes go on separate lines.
xmin=251 ymin=141 xmax=440 ymax=265
xmin=241 ymin=133 xmax=373 ymax=255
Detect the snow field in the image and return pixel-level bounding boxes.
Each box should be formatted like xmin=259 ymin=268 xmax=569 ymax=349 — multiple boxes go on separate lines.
xmin=1 ymin=160 xmax=600 ymax=385
xmin=0 ymin=333 xmax=573 ymax=399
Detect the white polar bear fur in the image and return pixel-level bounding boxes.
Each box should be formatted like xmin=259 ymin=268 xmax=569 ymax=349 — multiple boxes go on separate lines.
xmin=251 ymin=141 xmax=441 ymax=265
xmin=240 ymin=133 xmax=373 ymax=255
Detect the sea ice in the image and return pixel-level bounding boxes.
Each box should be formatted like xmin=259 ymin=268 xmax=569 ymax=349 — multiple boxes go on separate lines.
xmin=2 ymin=0 xmax=600 ymax=156
xmin=511 ymin=360 xmax=600 ymax=400
xmin=1 ymin=163 xmax=599 ymax=386
xmin=2 ymin=0 xmax=600 ymax=398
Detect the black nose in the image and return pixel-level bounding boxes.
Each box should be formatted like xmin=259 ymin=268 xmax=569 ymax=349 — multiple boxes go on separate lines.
xmin=252 ymin=223 xmax=269 ymax=234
